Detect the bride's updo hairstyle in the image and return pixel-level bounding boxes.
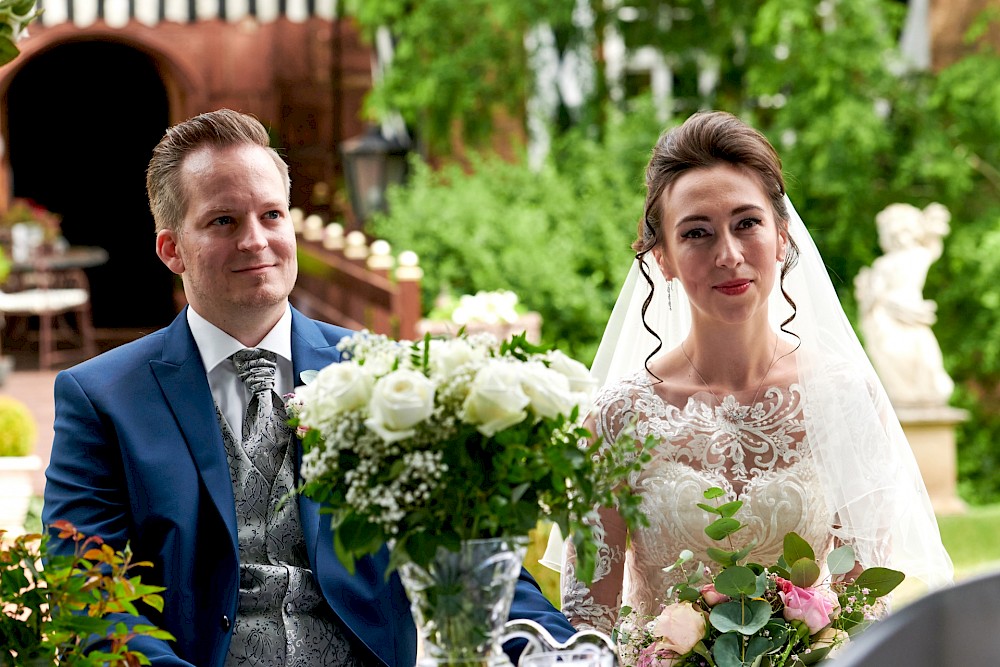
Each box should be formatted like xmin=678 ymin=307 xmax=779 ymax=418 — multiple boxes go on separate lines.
xmin=634 ymin=110 xmax=801 ymax=369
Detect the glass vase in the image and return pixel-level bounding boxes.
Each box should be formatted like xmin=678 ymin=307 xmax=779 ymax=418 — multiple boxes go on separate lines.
xmin=398 ymin=536 xmax=529 ymax=667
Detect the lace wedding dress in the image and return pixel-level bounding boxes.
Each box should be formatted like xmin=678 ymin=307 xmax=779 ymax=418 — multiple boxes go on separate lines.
xmin=560 ymin=368 xmax=838 ymax=637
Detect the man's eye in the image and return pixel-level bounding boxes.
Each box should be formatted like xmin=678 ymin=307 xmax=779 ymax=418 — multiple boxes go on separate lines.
xmin=264 ymin=210 xmax=281 ymax=220
xmin=212 ymin=216 xmax=234 ymax=226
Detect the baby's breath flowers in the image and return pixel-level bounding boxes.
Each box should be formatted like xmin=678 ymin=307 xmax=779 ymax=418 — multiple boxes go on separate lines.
xmin=287 ymin=330 xmax=648 ymax=580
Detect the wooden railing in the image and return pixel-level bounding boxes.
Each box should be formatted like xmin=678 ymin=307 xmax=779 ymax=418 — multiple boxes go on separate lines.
xmin=289 ymin=210 xmax=423 ymax=341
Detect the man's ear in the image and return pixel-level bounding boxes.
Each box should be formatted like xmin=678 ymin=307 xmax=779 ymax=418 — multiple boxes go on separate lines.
xmin=156 ymin=230 xmax=185 ymax=275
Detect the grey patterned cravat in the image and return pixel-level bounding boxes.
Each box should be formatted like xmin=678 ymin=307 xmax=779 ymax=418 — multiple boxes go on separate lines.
xmin=232 ymin=348 xmax=290 ymax=486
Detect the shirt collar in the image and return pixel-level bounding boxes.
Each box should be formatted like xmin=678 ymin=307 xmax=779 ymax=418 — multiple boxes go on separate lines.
xmin=187 ymin=305 xmax=293 ymax=373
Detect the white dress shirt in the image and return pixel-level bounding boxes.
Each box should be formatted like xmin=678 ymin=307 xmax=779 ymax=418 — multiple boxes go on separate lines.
xmin=187 ymin=305 xmax=294 ymax=441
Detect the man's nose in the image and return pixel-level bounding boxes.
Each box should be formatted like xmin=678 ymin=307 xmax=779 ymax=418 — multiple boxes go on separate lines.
xmin=237 ymin=218 xmax=268 ymax=250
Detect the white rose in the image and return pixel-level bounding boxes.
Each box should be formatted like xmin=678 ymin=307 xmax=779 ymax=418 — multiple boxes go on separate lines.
xmin=462 ymin=361 xmax=530 ymax=436
xmin=428 ymin=338 xmax=486 ymax=377
xmin=520 ymin=362 xmax=576 ymax=420
xmin=365 ymin=369 xmax=436 ymax=443
xmin=296 ymin=361 xmax=373 ymax=423
xmin=546 ymin=350 xmax=599 ymax=397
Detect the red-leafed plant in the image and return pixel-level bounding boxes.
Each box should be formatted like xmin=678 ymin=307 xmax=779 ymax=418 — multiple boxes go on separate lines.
xmin=1 ymin=519 xmax=174 ymax=666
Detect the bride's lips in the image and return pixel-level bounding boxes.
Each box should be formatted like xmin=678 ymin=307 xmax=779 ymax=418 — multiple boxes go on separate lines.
xmin=714 ymin=279 xmax=751 ymax=296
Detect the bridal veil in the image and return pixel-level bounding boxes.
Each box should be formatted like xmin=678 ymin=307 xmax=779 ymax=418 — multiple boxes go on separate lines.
xmin=585 ymin=195 xmax=954 ymax=593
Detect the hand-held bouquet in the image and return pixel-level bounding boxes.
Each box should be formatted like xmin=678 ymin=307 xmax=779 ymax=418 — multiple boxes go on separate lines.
xmin=286 ymin=330 xmax=648 ymax=583
xmin=615 ymin=487 xmax=905 ymax=667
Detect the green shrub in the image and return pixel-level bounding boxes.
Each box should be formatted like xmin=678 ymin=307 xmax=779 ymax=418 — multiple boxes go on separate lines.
xmin=0 ymin=245 xmax=10 ymax=285
xmin=371 ymin=101 xmax=661 ymax=365
xmin=0 ymin=395 xmax=37 ymax=456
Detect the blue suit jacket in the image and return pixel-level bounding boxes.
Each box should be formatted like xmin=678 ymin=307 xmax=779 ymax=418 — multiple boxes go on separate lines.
xmin=41 ymin=307 xmax=575 ymax=666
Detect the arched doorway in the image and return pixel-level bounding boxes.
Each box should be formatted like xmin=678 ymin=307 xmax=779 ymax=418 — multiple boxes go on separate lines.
xmin=6 ymin=40 xmax=175 ymax=332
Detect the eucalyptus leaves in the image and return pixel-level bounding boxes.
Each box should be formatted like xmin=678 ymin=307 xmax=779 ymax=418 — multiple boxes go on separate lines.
xmin=616 ymin=487 xmax=905 ymax=667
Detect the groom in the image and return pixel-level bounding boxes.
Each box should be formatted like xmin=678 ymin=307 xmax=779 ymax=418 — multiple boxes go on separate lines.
xmin=41 ymin=108 xmax=575 ymax=666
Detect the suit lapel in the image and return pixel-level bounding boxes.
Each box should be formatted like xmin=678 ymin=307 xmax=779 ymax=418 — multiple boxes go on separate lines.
xmin=289 ymin=309 xmax=343 ymax=541
xmin=149 ymin=311 xmax=238 ymax=550
xmin=290 ymin=309 xmax=342 ymax=387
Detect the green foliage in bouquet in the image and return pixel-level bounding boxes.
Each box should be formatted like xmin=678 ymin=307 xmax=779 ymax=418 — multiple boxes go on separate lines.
xmin=286 ymin=330 xmax=651 ymax=584
xmin=615 ymin=487 xmax=905 ymax=667
xmin=0 ymin=520 xmax=174 ymax=666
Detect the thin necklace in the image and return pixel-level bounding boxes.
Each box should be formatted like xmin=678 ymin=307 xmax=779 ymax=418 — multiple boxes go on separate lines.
xmin=681 ymin=336 xmax=780 ymax=423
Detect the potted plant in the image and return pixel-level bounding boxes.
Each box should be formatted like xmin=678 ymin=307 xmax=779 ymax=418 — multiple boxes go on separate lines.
xmin=1 ymin=520 xmax=174 ymax=665
xmin=0 ymin=395 xmax=41 ymax=536
xmin=0 ymin=198 xmax=65 ymax=261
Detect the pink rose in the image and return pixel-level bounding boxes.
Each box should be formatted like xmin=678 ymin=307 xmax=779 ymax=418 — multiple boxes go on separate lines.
xmin=699 ymin=582 xmax=730 ymax=607
xmin=636 ymin=643 xmax=681 ymax=667
xmin=650 ymin=601 xmax=706 ymax=656
xmin=776 ymin=577 xmax=839 ymax=634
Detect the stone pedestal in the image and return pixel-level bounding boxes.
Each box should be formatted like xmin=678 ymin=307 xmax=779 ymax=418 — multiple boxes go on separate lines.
xmin=896 ymin=405 xmax=968 ymax=516
xmin=0 ymin=454 xmax=42 ymax=536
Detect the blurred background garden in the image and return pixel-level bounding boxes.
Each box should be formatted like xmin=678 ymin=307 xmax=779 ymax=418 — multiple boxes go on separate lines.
xmin=7 ymin=0 xmax=1000 ymax=606
xmin=338 ymin=0 xmax=1000 ymax=601
xmin=347 ymin=0 xmax=1000 ymax=507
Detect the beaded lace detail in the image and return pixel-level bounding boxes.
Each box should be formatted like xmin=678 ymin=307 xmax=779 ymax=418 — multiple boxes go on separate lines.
xmin=561 ymin=370 xmax=835 ymax=636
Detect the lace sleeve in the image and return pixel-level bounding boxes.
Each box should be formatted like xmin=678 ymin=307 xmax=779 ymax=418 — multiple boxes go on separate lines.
xmin=560 ymin=507 xmax=627 ymax=636
xmin=560 ymin=380 xmax=642 ymax=635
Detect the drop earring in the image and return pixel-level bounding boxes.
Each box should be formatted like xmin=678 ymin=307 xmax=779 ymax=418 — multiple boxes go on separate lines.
xmin=667 ymin=280 xmax=673 ymax=311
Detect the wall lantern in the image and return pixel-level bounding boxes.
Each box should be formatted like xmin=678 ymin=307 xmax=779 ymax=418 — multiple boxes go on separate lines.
xmin=340 ymin=125 xmax=409 ymax=226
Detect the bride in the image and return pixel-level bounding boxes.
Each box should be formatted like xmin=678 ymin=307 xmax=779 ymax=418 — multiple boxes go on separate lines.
xmin=555 ymin=110 xmax=954 ymax=640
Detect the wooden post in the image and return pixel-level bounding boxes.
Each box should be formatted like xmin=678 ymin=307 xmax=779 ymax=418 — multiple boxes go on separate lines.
xmin=366 ymin=240 xmax=394 ymax=336
xmin=396 ymin=250 xmax=423 ymax=341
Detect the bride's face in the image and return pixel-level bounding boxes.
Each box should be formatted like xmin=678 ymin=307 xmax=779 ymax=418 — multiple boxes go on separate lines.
xmin=652 ymin=163 xmax=787 ymax=327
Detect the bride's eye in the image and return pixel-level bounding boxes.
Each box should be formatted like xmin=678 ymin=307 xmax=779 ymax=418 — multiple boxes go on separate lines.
xmin=682 ymin=227 xmax=710 ymax=239
xmin=736 ymin=217 xmax=762 ymax=230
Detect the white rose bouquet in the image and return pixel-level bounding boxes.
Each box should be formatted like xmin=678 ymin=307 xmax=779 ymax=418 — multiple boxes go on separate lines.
xmin=286 ymin=330 xmax=649 ymax=582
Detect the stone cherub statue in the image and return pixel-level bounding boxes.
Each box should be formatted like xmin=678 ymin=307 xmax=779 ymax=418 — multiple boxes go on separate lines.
xmin=855 ymin=202 xmax=954 ymax=408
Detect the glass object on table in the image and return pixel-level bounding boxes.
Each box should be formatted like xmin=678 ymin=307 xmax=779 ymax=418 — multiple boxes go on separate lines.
xmin=399 ymin=536 xmax=529 ymax=667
